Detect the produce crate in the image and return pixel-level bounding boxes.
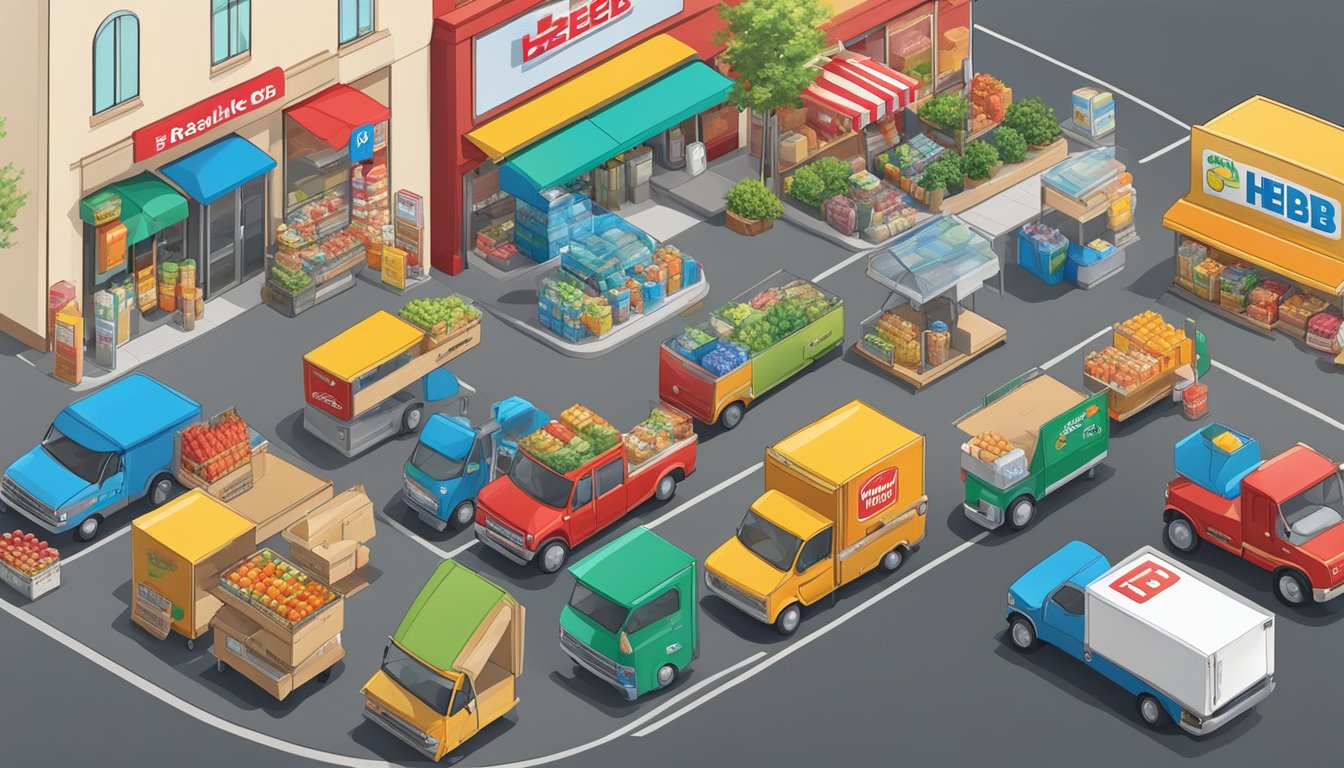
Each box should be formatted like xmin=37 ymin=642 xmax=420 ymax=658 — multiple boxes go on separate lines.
xmin=960 ymin=445 xmax=1029 ymax=491
xmin=0 ymin=560 xmax=59 ymax=600
xmin=217 ymin=549 xmax=342 ymax=638
xmin=176 ymin=409 xmax=253 ymax=493
xmin=267 ymin=279 xmax=317 ymax=318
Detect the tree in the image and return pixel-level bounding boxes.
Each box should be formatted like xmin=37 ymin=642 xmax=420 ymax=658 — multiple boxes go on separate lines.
xmin=0 ymin=118 xmax=27 ymax=250
xmin=716 ymin=0 xmax=829 ymax=184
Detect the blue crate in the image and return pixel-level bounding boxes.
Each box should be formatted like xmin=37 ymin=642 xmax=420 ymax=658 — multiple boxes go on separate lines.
xmin=1173 ymin=424 xmax=1262 ymax=500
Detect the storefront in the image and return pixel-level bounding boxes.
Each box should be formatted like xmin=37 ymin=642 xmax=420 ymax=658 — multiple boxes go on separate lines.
xmin=1163 ymin=96 xmax=1344 ymax=359
xmin=823 ymin=0 xmax=971 ymax=92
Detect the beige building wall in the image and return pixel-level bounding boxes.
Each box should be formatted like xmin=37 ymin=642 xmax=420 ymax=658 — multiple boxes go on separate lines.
xmin=1 ymin=0 xmax=431 ymax=349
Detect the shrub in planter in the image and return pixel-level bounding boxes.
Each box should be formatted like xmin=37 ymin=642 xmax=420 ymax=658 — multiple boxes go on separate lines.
xmin=995 ymin=126 xmax=1028 ymax=164
xmin=919 ymin=156 xmax=963 ymax=192
xmin=726 ymin=179 xmax=784 ymax=222
xmin=919 ymin=93 xmax=971 ymax=133
xmin=961 ymin=140 xmax=1001 ymax=181
xmin=788 ymin=164 xmax=828 ymax=207
xmin=812 ymin=156 xmax=855 ymax=200
xmin=1003 ymin=97 xmax=1062 ymax=147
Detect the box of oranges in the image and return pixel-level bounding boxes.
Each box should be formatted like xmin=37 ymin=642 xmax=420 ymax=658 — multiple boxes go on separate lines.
xmin=219 ymin=548 xmax=343 ymax=668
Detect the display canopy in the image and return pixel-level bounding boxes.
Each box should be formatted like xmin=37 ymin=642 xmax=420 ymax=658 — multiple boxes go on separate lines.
xmin=499 ymin=61 xmax=732 ymax=195
xmin=285 ymin=84 xmax=390 ymax=150
xmin=802 ymin=53 xmax=922 ymax=130
xmin=159 ymin=134 xmax=276 ymax=205
xmin=79 ymin=172 xmax=189 ymax=245
xmin=1041 ymin=146 xmax=1124 ymax=201
xmin=867 ymin=214 xmax=999 ymax=304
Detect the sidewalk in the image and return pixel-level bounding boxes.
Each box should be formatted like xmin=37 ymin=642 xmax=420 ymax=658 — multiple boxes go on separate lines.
xmin=652 ymin=148 xmax=757 ymax=218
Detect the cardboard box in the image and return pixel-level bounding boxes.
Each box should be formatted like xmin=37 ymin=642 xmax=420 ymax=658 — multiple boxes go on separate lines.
xmin=285 ymin=486 xmax=376 ymax=549
xmin=215 ymin=580 xmax=345 ymax=668
xmin=226 ymin=452 xmax=334 ymax=546
xmin=779 ymin=132 xmax=809 ymax=164
xmin=211 ymin=605 xmax=344 ymax=701
xmin=355 ymin=544 xmax=370 ymax=571
xmin=288 ymin=539 xmax=359 ymax=585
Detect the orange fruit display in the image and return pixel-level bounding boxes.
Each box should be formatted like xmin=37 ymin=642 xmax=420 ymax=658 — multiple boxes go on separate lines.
xmin=221 ymin=548 xmax=334 ymax=627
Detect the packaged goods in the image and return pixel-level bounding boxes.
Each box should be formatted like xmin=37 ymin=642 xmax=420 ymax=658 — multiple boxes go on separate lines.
xmin=1220 ymin=266 xmax=1260 ymax=297
xmin=826 ymin=195 xmax=857 ymax=235
xmin=1183 ymin=382 xmax=1209 ymax=420
xmin=645 ymin=405 xmax=695 ymax=442
xmin=876 ymin=311 xmax=921 ymax=368
xmin=1212 ymin=431 xmax=1243 ymax=453
xmin=1192 ymin=258 xmax=1226 ymax=302
xmin=1280 ymin=294 xmax=1329 ymax=332
xmin=925 ymin=321 xmax=951 ymax=367
xmin=967 ymin=431 xmax=1013 ymax=462
xmin=862 ymin=332 xmax=896 ymax=363
xmin=1306 ymin=311 xmax=1343 ymax=353
xmin=1259 ymin=278 xmax=1291 ymax=299
xmin=1247 ymin=288 xmax=1279 ymax=325
xmin=1118 ymin=310 xmax=1185 ymax=354
xmin=220 ymin=549 xmax=336 ymax=628
xmin=1084 ymin=346 xmax=1159 ymax=392
xmin=701 ymin=341 xmax=749 ymax=376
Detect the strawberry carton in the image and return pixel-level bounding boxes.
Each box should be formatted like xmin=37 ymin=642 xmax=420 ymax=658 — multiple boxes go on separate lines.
xmin=0 ymin=529 xmax=60 ymax=600
xmin=176 ymin=409 xmax=257 ymax=500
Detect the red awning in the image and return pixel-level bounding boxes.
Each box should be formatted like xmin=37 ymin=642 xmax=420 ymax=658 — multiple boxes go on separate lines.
xmin=803 ymin=54 xmax=921 ymax=129
xmin=285 ymin=84 xmax=391 ymax=149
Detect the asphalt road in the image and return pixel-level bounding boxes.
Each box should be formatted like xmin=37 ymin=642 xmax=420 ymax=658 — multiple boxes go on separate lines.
xmin=3 ymin=2 xmax=1344 ymax=767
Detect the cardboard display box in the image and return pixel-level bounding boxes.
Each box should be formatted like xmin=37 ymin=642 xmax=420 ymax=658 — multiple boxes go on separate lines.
xmin=226 ymin=452 xmax=334 ymax=545
xmin=213 ymin=572 xmax=345 ymax=668
xmin=283 ymin=486 xmax=376 ymax=594
xmin=212 ymin=605 xmax=344 ymax=701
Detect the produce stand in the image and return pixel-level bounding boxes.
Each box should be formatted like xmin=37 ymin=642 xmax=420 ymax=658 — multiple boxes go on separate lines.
xmin=659 ymin=271 xmax=843 ymax=427
xmin=855 ymin=214 xmax=1005 ymax=388
xmin=1082 ymin=311 xmax=1207 ymax=422
xmin=1024 ymin=147 xmax=1136 ymax=289
xmin=0 ymin=530 xmax=59 ymax=601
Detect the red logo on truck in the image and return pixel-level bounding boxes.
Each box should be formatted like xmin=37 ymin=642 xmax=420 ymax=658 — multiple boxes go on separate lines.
xmin=1109 ymin=559 xmax=1180 ymax=604
xmin=304 ymin=363 xmax=349 ymax=418
xmin=857 ymin=467 xmax=898 ymax=521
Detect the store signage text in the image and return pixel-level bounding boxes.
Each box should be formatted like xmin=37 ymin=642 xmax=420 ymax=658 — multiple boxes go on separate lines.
xmin=521 ymin=0 xmax=633 ymax=62
xmin=1202 ymin=150 xmax=1340 ymax=240
xmin=132 ymin=68 xmax=285 ymax=162
xmin=857 ymin=467 xmax=898 ymax=521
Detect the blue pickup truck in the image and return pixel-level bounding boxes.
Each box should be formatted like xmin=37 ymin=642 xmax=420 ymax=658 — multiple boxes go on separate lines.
xmin=1 ymin=374 xmax=201 ymax=541
xmin=403 ymin=397 xmax=548 ymax=531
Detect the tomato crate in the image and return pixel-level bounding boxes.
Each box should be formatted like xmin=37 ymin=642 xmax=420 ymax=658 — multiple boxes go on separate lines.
xmin=0 ymin=560 xmax=60 ymax=601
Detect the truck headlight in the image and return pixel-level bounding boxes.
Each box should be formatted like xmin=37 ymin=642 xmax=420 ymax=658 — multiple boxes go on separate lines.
xmin=58 ymin=512 xmax=67 ymax=522
xmin=439 ymin=486 xmax=449 ymax=495
xmin=918 ymin=501 xmax=927 ymax=515
xmin=1007 ymin=592 xmax=1015 ymax=607
xmin=526 ymin=533 xmax=534 ymax=545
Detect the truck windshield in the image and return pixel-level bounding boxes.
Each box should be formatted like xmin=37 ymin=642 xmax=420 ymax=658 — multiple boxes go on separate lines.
xmin=41 ymin=426 xmax=111 ymax=485
xmin=509 ymin=453 xmax=573 ymax=509
xmin=381 ymin=643 xmax=456 ymax=714
xmin=568 ymin=583 xmax=628 ymax=634
xmin=737 ymin=510 xmax=802 ymax=571
xmin=409 ymin=443 xmax=466 ymax=481
xmin=1281 ymin=473 xmax=1344 ymax=544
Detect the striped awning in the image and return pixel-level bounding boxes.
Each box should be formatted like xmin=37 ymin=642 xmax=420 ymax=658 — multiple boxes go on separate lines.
xmin=802 ymin=55 xmax=922 ymax=129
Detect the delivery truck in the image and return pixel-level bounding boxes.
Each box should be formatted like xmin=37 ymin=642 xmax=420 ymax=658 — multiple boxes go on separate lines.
xmin=361 ymin=561 xmax=524 ymax=761
xmin=1162 ymin=424 xmax=1344 ymax=606
xmin=704 ymin=401 xmax=926 ymax=635
xmin=957 ymin=369 xmax=1109 ymax=532
xmin=404 ymin=397 xmax=549 ymax=532
xmin=475 ymin=403 xmax=697 ymax=573
xmin=1082 ymin=311 xmax=1209 ymax=422
xmin=1006 ymin=542 xmax=1275 ymax=735
xmin=560 ymin=526 xmax=697 ymax=700
xmin=659 ymin=271 xmax=843 ymax=429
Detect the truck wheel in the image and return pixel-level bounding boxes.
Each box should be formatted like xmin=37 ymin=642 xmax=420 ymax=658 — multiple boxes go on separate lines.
xmin=150 ymin=474 xmax=176 ymax=506
xmin=880 ymin=547 xmax=904 ymax=572
xmin=186 ymin=638 xmax=195 ymax=651
xmin=655 ymin=474 xmax=677 ymax=501
xmin=401 ymin=404 xmax=425 ymax=434
xmin=1163 ymin=514 xmax=1201 ymax=554
xmin=73 ymin=515 xmax=102 ymax=542
xmin=450 ymin=500 xmax=476 ymax=529
xmin=538 ymin=540 xmax=569 ymax=574
xmin=774 ymin=603 xmax=802 ymax=636
xmin=719 ymin=403 xmax=745 ymax=430
xmin=656 ymin=664 xmax=678 ymax=689
xmin=1136 ymin=693 xmax=1171 ymax=729
xmin=1008 ymin=615 xmax=1039 ymax=652
xmin=1005 ymin=497 xmax=1036 ymax=531
xmin=1086 ymin=466 xmax=1097 ymax=480
xmin=1274 ymin=569 xmax=1310 ymax=607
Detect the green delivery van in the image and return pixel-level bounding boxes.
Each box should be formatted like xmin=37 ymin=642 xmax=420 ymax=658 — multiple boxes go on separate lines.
xmin=559 ymin=526 xmax=697 ymax=700
xmin=955 ymin=369 xmax=1109 ymax=531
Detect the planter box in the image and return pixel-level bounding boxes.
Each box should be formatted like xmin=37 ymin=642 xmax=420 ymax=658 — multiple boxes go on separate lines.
xmin=0 ymin=560 xmax=59 ymax=601
xmin=267 ymin=280 xmax=316 ymax=318
xmin=726 ymin=210 xmax=774 ymax=236
xmin=943 ymin=138 xmax=1069 ymax=214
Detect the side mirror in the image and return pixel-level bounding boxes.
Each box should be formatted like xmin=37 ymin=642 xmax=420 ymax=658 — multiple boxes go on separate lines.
xmin=619 ymin=631 xmax=633 ymax=654
xmin=465 ymin=699 xmax=475 ymax=715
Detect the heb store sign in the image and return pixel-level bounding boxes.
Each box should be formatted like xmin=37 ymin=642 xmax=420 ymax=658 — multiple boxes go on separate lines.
xmin=132 ymin=68 xmax=285 ymax=162
xmin=1201 ymin=149 xmax=1340 ymax=240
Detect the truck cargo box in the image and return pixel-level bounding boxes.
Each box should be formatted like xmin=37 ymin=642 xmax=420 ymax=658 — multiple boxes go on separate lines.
xmin=1173 ymin=424 xmax=1262 ymax=500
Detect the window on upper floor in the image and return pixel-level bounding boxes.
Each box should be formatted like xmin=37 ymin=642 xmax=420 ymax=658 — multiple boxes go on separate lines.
xmin=211 ymin=0 xmax=251 ymax=66
xmin=93 ymin=11 xmax=139 ymax=114
xmin=339 ymin=0 xmax=375 ymax=46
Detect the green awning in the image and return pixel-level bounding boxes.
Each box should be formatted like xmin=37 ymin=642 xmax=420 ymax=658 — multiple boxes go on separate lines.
xmin=80 ymin=172 xmax=189 ymax=244
xmin=501 ymin=61 xmax=734 ymax=194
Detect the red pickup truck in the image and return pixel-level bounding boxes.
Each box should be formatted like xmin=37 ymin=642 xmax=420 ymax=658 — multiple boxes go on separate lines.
xmin=474 ymin=415 xmax=697 ymax=574
xmin=1163 ymin=424 xmax=1344 ymax=607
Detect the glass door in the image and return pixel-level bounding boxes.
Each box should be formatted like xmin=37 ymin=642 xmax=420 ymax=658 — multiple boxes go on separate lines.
xmin=206 ymin=192 xmax=238 ymax=297
xmin=239 ymin=178 xmax=266 ymax=282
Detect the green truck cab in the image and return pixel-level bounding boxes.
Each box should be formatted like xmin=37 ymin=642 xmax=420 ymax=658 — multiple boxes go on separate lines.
xmin=956 ymin=369 xmax=1110 ymax=531
xmin=558 ymin=526 xmax=697 ymax=700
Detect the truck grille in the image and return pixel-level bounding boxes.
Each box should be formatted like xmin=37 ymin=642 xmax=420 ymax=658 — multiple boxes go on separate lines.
xmin=1 ymin=476 xmax=56 ymax=524
xmin=706 ymin=572 xmax=766 ymax=617
xmin=560 ymin=628 xmax=618 ymax=681
xmin=485 ymin=516 xmax=525 ymax=547
xmin=363 ymin=702 xmax=436 ymax=758
xmin=402 ymin=476 xmax=437 ymax=513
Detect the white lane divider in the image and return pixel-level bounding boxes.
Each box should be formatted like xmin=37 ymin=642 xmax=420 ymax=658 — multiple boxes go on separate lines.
xmin=1139 ymin=136 xmax=1191 ymax=165
xmin=646 ymin=463 xmax=764 ymax=530
xmin=62 ymin=526 xmax=130 ymax=565
xmin=812 ymin=250 xmax=870 ymax=284
xmin=1211 ymin=360 xmax=1344 ymax=433
xmin=1041 ymin=327 xmax=1110 ymax=371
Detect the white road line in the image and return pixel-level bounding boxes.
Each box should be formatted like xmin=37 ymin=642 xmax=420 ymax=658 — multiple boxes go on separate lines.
xmin=646 ymin=463 xmax=764 ymax=530
xmin=632 ymin=533 xmax=989 ymax=738
xmin=0 ymin=597 xmax=394 ymax=768
xmin=375 ymin=510 xmax=449 ymax=560
xmin=974 ymin=25 xmax=1190 ymax=131
xmin=812 ymin=250 xmax=869 ymax=284
xmin=1040 ymin=326 xmax=1110 ymax=371
xmin=446 ymin=538 xmax=480 ymax=558
xmin=1211 ymin=360 xmax=1344 ymax=433
xmin=473 ymin=652 xmax=767 ymax=768
xmin=1139 ymin=135 xmax=1190 ymax=165
xmin=62 ymin=525 xmax=130 ymax=565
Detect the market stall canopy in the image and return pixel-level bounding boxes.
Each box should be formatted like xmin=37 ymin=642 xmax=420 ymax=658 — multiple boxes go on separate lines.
xmin=303 ymin=310 xmax=424 ymax=382
xmin=802 ymin=53 xmax=921 ymax=130
xmin=285 ymin=84 xmax=390 ymax=150
xmin=159 ymin=134 xmax=276 ymax=205
xmin=1164 ymin=197 xmax=1344 ymax=296
xmin=393 ymin=560 xmax=512 ymax=675
xmin=498 ymin=61 xmax=732 ymax=195
xmin=867 ymin=214 xmax=1000 ymax=304
xmin=79 ymin=173 xmax=188 ymax=245
xmin=1041 ymin=146 xmax=1125 ymax=200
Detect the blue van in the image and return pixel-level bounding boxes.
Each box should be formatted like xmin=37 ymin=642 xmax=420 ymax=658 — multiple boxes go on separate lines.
xmin=1 ymin=374 xmax=201 ymax=540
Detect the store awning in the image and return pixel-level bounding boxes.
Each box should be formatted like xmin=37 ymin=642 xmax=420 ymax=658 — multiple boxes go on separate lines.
xmin=465 ymin=35 xmax=698 ymax=162
xmin=868 ymin=214 xmax=999 ymax=304
xmin=1164 ymin=197 xmax=1344 ymax=296
xmin=500 ymin=62 xmax=733 ymax=194
xmin=803 ymin=54 xmax=921 ymax=129
xmin=159 ymin=135 xmax=276 ymax=205
xmin=79 ymin=172 xmax=188 ymax=244
xmin=286 ymin=84 xmax=390 ymax=150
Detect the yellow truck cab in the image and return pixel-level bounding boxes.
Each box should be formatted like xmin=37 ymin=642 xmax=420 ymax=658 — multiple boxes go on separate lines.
xmin=705 ymin=400 xmax=926 ymax=635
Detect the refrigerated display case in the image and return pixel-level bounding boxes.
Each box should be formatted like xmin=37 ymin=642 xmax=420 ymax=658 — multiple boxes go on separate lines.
xmin=1034 ymin=146 xmax=1136 ymax=289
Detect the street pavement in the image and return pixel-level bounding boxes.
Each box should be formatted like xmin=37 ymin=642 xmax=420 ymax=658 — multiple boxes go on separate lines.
xmin=3 ymin=2 xmax=1344 ymax=766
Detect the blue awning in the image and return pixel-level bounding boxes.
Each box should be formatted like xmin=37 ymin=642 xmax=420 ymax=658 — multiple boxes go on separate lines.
xmin=159 ymin=134 xmax=276 ymax=205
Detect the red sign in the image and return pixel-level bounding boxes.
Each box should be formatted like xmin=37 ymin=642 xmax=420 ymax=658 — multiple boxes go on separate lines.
xmin=1109 ymin=560 xmax=1181 ymax=604
xmin=521 ymin=0 xmax=633 ymax=63
xmin=304 ymin=360 xmax=352 ymax=419
xmin=856 ymin=467 xmax=898 ymax=521
xmin=132 ymin=67 xmax=285 ymax=161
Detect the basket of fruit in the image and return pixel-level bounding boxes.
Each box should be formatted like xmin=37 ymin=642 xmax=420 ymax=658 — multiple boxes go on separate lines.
xmin=220 ymin=549 xmax=338 ymax=631
xmin=0 ymin=529 xmax=60 ymax=600
xmin=400 ymin=295 xmax=482 ymax=349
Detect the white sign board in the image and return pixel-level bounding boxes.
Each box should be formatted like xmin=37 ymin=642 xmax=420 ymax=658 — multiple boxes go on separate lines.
xmin=1201 ymin=149 xmax=1341 ymax=240
xmin=473 ymin=0 xmax=685 ymax=117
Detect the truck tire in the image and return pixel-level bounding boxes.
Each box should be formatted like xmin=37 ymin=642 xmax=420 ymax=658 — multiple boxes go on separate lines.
xmin=654 ymin=474 xmax=677 ymax=501
xmin=73 ymin=514 xmax=103 ymax=542
xmin=656 ymin=664 xmax=678 ymax=689
xmin=537 ymin=540 xmax=569 ymax=574
xmin=1273 ymin=569 xmax=1310 ymax=607
xmin=401 ymin=403 xmax=425 ymax=434
xmin=1007 ymin=614 xmax=1039 ymax=651
xmin=774 ymin=603 xmax=802 ymax=636
xmin=1163 ymin=514 xmax=1201 ymax=554
xmin=879 ymin=547 xmax=904 ymax=572
xmin=450 ymin=500 xmax=476 ymax=529
xmin=719 ymin=403 xmax=745 ymax=430
xmin=1136 ymin=693 xmax=1171 ymax=729
xmin=150 ymin=474 xmax=176 ymax=506
xmin=1005 ymin=496 xmax=1036 ymax=531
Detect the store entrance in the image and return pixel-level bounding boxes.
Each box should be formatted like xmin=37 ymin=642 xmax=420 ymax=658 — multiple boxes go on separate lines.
xmin=206 ymin=177 xmax=266 ymax=298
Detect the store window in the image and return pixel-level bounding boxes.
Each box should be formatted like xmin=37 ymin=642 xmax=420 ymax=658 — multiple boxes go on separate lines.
xmin=93 ymin=11 xmax=139 ymax=114
xmin=846 ymin=26 xmax=887 ymax=65
xmin=211 ymin=0 xmax=251 ymax=66
xmin=886 ymin=8 xmax=933 ymax=90
xmin=936 ymin=0 xmax=972 ymax=92
xmin=339 ymin=0 xmax=375 ymax=45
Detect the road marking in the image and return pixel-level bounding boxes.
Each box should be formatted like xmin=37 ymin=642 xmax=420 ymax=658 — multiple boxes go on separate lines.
xmin=1139 ymin=135 xmax=1190 ymax=164
xmin=473 ymin=652 xmax=766 ymax=768
xmin=812 ymin=250 xmax=869 ymax=284
xmin=0 ymin=597 xmax=394 ymax=768
xmin=446 ymin=538 xmax=480 ymax=557
xmin=632 ymin=533 xmax=989 ymax=738
xmin=1040 ymin=326 xmax=1110 ymax=371
xmin=1211 ymin=360 xmax=1344 ymax=433
xmin=62 ymin=526 xmax=130 ymax=565
xmin=974 ymin=25 xmax=1190 ymax=131
xmin=646 ymin=463 xmax=764 ymax=530
xmin=375 ymin=509 xmax=449 ymax=560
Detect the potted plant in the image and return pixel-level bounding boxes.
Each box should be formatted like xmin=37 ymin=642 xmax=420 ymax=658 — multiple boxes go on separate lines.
xmin=725 ymin=179 xmax=784 ymax=236
xmin=1003 ymin=97 xmax=1062 ymax=150
xmin=787 ymin=164 xmax=828 ymax=213
xmin=960 ymin=140 xmax=1000 ymax=187
xmin=994 ymin=125 xmax=1028 ymax=165
xmin=788 ymin=157 xmax=854 ymax=216
xmin=919 ymin=157 xmax=962 ymax=212
xmin=918 ymin=93 xmax=971 ymax=138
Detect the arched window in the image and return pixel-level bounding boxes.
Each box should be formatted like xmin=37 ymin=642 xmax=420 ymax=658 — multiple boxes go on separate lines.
xmin=93 ymin=11 xmax=139 ymax=114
